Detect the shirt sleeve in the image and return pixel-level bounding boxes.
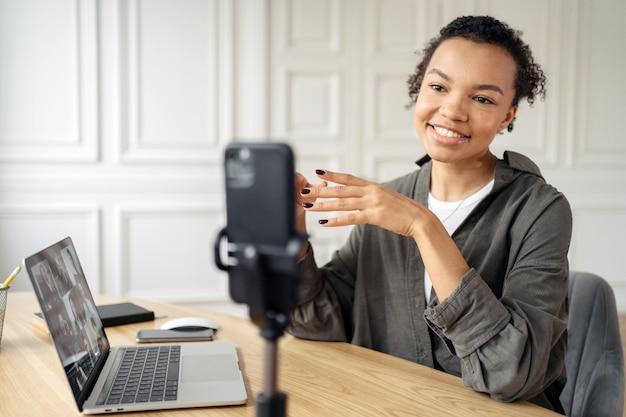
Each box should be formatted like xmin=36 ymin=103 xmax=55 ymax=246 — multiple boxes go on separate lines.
xmin=287 ymin=226 xmax=362 ymax=342
xmin=424 ymin=193 xmax=571 ymax=403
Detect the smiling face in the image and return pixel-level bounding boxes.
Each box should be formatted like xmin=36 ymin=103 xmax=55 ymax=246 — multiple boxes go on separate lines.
xmin=414 ymin=38 xmax=518 ymax=166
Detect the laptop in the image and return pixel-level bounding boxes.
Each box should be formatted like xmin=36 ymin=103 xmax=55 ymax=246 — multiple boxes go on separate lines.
xmin=23 ymin=237 xmax=247 ymax=414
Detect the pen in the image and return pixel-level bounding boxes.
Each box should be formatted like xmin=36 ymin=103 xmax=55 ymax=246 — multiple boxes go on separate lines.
xmin=2 ymin=265 xmax=22 ymax=289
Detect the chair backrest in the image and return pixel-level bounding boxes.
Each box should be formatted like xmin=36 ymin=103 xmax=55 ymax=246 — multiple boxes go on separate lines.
xmin=560 ymin=271 xmax=625 ymax=417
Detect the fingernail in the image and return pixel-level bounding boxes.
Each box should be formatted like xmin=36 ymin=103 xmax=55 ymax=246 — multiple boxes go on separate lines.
xmin=315 ymin=169 xmax=326 ymax=175
xmin=318 ymin=219 xmax=328 ymax=225
xmin=302 ymin=203 xmax=314 ymax=208
xmin=300 ymin=188 xmax=311 ymax=194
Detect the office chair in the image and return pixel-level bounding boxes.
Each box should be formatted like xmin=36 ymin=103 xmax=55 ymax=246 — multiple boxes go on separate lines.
xmin=560 ymin=271 xmax=625 ymax=417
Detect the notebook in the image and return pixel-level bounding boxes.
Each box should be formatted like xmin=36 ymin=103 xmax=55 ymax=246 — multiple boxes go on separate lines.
xmin=35 ymin=302 xmax=155 ymax=328
xmin=23 ymin=237 xmax=247 ymax=414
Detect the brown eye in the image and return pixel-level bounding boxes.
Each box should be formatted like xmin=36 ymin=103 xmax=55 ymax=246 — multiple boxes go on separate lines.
xmin=430 ymin=84 xmax=445 ymax=92
xmin=474 ymin=96 xmax=494 ymax=104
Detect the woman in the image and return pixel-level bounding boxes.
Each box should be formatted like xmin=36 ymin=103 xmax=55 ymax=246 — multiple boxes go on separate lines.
xmin=289 ymin=15 xmax=571 ymax=413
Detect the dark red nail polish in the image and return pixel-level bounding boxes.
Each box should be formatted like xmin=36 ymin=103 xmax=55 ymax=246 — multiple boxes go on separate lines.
xmin=315 ymin=169 xmax=326 ymax=175
xmin=302 ymin=203 xmax=314 ymax=208
xmin=300 ymin=188 xmax=311 ymax=194
xmin=318 ymin=219 xmax=328 ymax=224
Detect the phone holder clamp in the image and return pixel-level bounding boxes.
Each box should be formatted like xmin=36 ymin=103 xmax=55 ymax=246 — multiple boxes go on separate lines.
xmin=214 ymin=227 xmax=307 ymax=417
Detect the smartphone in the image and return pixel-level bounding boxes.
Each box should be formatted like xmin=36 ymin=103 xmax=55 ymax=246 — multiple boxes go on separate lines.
xmin=135 ymin=329 xmax=214 ymax=343
xmin=222 ymin=142 xmax=301 ymax=316
xmin=224 ymin=142 xmax=296 ymax=249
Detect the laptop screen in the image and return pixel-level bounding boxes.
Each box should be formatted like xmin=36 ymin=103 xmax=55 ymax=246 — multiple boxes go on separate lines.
xmin=24 ymin=237 xmax=109 ymax=404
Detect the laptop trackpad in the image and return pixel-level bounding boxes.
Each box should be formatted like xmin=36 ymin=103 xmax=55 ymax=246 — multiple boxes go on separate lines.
xmin=181 ymin=355 xmax=239 ymax=383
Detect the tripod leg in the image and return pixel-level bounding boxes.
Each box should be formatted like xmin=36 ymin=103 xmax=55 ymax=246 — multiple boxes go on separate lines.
xmin=257 ymin=338 xmax=287 ymax=417
xmin=264 ymin=338 xmax=278 ymax=394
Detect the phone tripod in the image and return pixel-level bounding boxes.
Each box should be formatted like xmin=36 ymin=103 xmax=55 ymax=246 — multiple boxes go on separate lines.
xmin=215 ymin=228 xmax=306 ymax=417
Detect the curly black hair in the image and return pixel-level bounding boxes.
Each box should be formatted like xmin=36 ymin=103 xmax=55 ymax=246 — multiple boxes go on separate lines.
xmin=407 ymin=15 xmax=546 ymax=109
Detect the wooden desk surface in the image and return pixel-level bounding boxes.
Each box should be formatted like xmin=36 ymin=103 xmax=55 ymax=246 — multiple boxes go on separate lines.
xmin=0 ymin=291 xmax=560 ymax=416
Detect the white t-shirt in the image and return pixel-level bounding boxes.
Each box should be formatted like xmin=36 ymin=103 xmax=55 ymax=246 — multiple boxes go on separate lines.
xmin=424 ymin=179 xmax=495 ymax=302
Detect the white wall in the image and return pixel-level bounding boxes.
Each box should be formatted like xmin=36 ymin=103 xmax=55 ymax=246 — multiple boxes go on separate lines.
xmin=1 ymin=0 xmax=625 ymax=310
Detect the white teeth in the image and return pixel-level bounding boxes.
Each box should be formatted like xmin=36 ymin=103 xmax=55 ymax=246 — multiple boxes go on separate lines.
xmin=433 ymin=126 xmax=465 ymax=138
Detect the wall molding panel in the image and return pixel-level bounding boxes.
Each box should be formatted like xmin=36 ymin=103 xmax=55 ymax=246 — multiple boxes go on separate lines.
xmin=363 ymin=72 xmax=417 ymax=145
xmin=572 ymin=0 xmax=626 ymax=168
xmin=0 ymin=0 xmax=99 ymax=162
xmin=287 ymin=71 xmax=341 ymax=140
xmin=270 ymin=0 xmax=353 ymax=171
xmin=570 ymin=205 xmax=626 ymax=309
xmin=116 ymin=203 xmax=227 ymax=301
xmin=0 ymin=205 xmax=101 ymax=292
xmin=282 ymin=0 xmax=343 ymax=55
xmin=115 ymin=0 xmax=226 ymax=164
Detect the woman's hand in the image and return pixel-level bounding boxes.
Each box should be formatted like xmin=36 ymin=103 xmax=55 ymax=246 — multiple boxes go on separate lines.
xmin=299 ymin=169 xmax=428 ymax=239
xmin=295 ymin=171 xmax=327 ymax=234
xmin=300 ymin=169 xmax=469 ymax=301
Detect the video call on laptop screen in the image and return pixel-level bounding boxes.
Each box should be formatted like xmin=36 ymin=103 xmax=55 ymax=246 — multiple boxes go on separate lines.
xmin=26 ymin=238 xmax=109 ymax=401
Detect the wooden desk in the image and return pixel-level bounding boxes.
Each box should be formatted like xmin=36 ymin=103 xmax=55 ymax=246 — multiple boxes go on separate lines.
xmin=0 ymin=292 xmax=560 ymax=416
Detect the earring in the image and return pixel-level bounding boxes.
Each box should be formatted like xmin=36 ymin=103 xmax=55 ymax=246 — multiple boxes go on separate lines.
xmin=507 ymin=117 xmax=516 ymax=133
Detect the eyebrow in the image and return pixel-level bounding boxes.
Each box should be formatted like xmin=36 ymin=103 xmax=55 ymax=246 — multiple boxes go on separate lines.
xmin=427 ymin=68 xmax=505 ymax=96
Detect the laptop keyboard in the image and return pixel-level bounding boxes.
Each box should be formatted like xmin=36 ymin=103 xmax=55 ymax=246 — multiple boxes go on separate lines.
xmin=97 ymin=345 xmax=181 ymax=405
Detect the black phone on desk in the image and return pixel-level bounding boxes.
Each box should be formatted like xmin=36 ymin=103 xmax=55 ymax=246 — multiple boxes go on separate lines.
xmin=135 ymin=329 xmax=214 ymax=343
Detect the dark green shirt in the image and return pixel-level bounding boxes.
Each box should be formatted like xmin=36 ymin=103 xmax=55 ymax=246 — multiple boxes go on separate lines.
xmin=288 ymin=151 xmax=571 ymax=412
